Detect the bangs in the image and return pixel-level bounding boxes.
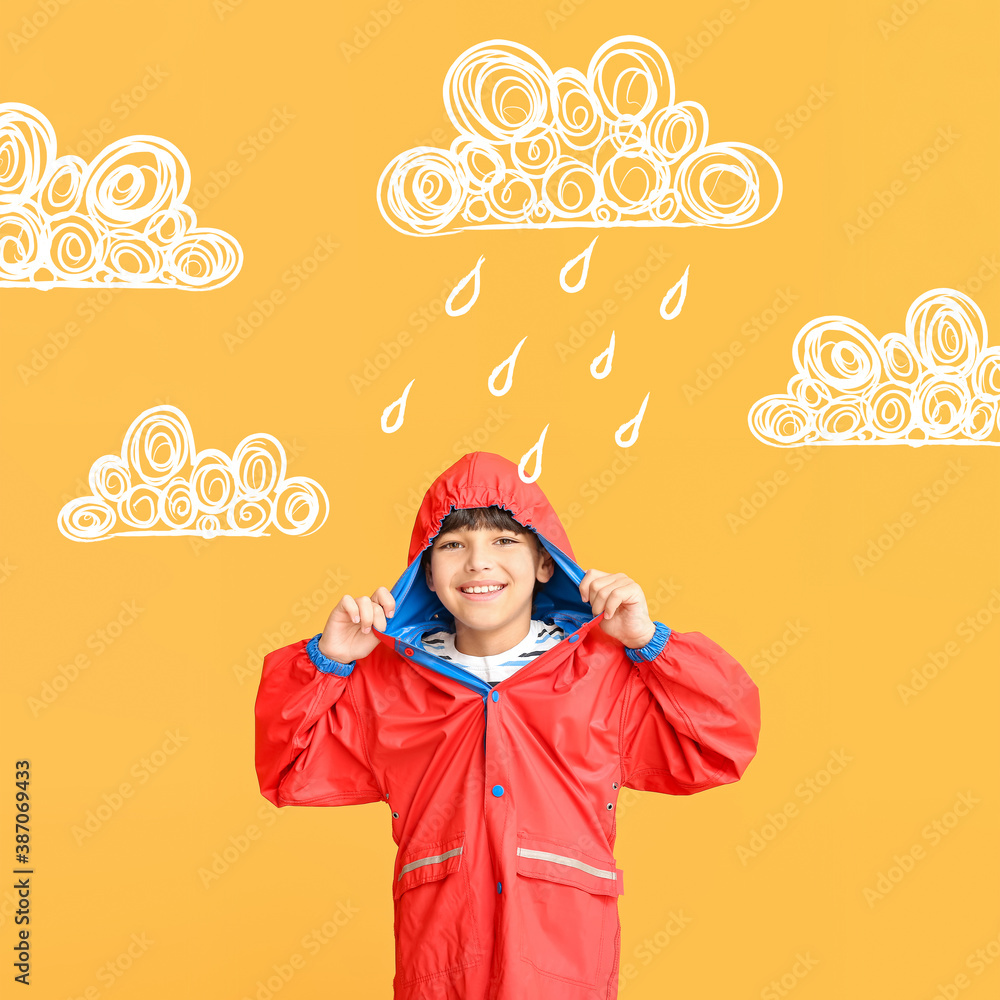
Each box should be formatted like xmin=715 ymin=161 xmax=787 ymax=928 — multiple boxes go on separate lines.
xmin=436 ymin=505 xmax=530 ymax=536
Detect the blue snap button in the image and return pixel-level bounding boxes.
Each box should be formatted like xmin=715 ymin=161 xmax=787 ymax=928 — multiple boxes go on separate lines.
xmin=496 ymin=881 xmax=502 ymax=893
xmin=491 ymin=690 xmax=499 ymax=701
xmin=492 ymin=784 xmax=504 ymax=797
xmin=404 ymin=647 xmax=414 ymax=656
xmin=569 ymin=634 xmax=579 ymax=643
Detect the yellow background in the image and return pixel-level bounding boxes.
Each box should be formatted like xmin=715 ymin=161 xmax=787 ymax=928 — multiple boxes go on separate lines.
xmin=3 ymin=0 xmax=999 ymax=997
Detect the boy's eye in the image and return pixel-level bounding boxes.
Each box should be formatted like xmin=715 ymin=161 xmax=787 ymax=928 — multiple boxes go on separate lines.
xmin=438 ymin=536 xmax=517 ymax=549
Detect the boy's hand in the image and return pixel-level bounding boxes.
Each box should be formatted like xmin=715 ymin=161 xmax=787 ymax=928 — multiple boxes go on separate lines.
xmin=317 ymin=586 xmax=395 ymax=664
xmin=579 ymin=570 xmax=657 ymax=649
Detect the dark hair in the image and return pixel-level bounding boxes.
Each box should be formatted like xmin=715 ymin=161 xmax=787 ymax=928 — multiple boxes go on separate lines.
xmin=435 ymin=505 xmax=531 ymax=537
xmin=421 ymin=506 xmax=550 ymax=607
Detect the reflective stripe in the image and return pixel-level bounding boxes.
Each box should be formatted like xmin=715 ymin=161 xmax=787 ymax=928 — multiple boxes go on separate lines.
xmin=516 ymin=847 xmax=617 ymax=881
xmin=398 ymin=846 xmax=463 ymax=879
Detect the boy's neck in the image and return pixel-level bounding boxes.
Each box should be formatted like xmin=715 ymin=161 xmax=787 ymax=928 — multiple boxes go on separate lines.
xmin=453 ymin=617 xmax=533 ymax=658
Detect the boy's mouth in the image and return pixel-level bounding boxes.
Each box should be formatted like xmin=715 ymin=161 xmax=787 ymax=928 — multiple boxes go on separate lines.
xmin=457 ymin=583 xmax=507 ymax=601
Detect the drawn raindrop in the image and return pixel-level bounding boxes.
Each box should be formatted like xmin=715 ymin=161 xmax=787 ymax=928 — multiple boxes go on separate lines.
xmin=488 ymin=336 xmax=528 ymax=396
xmin=659 ymin=265 xmax=690 ymax=321
xmin=518 ymin=423 xmax=549 ymax=484
xmin=559 ymin=236 xmax=599 ymax=293
xmin=590 ymin=331 xmax=615 ymax=380
xmin=380 ymin=378 xmax=415 ymax=434
xmin=614 ymin=392 xmax=650 ymax=448
xmin=446 ymin=254 xmax=485 ymax=316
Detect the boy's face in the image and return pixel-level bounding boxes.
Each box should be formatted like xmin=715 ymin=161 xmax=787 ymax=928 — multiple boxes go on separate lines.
xmin=425 ymin=524 xmax=555 ymax=649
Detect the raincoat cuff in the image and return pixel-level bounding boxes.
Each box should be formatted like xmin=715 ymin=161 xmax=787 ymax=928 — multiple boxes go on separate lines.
xmin=624 ymin=621 xmax=671 ymax=662
xmin=306 ymin=633 xmax=356 ymax=676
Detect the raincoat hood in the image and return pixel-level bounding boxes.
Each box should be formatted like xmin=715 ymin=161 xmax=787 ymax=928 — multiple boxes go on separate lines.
xmin=381 ymin=452 xmax=595 ymax=670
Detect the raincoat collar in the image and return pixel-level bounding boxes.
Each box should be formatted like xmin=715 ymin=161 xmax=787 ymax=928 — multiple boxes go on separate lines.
xmin=373 ymin=452 xmax=602 ymax=695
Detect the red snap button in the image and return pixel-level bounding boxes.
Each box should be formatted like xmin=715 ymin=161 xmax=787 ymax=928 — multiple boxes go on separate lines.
xmin=404 ymin=647 xmax=414 ymax=656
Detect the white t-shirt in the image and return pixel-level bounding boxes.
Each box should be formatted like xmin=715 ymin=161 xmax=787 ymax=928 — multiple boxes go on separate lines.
xmin=420 ymin=619 xmax=566 ymax=685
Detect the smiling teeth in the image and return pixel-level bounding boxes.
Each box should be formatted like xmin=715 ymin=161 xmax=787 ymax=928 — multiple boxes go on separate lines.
xmin=461 ymin=585 xmax=504 ymax=593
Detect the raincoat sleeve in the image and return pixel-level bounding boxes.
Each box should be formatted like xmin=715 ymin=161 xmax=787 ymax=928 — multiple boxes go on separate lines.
xmin=619 ymin=623 xmax=760 ymax=795
xmin=254 ymin=635 xmax=384 ymax=808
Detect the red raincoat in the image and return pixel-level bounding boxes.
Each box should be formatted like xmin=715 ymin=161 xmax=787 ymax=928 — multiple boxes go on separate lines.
xmin=255 ymin=452 xmax=760 ymax=999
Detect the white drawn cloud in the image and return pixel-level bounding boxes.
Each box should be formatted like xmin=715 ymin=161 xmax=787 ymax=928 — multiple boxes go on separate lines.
xmin=377 ymin=35 xmax=782 ymax=236
xmin=58 ymin=405 xmax=328 ymax=541
xmin=0 ymin=103 xmax=242 ymax=289
xmin=748 ymin=289 xmax=1000 ymax=447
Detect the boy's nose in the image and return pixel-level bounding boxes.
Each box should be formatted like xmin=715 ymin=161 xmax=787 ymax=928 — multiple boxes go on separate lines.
xmin=464 ymin=543 xmax=493 ymax=569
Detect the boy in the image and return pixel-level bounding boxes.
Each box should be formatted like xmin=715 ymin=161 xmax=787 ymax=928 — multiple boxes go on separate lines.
xmin=255 ymin=451 xmax=760 ymax=999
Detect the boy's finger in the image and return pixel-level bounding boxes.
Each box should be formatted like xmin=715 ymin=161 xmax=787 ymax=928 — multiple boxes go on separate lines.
xmin=579 ymin=568 xmax=608 ymax=602
xmin=590 ymin=585 xmax=607 ymax=615
xmin=372 ymin=586 xmax=396 ymax=617
xmin=373 ymin=604 xmax=388 ymax=632
xmin=341 ymin=594 xmax=360 ymax=624
xmin=357 ymin=594 xmax=373 ymax=632
xmin=603 ymin=591 xmax=624 ymax=619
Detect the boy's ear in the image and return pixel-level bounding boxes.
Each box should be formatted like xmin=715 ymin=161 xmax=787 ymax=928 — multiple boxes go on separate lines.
xmin=424 ymin=559 xmax=436 ymax=593
xmin=535 ymin=548 xmax=555 ymax=584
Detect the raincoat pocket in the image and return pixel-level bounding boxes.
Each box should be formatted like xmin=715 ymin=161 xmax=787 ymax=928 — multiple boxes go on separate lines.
xmin=392 ymin=832 xmax=481 ymax=986
xmin=514 ymin=833 xmax=623 ymax=987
